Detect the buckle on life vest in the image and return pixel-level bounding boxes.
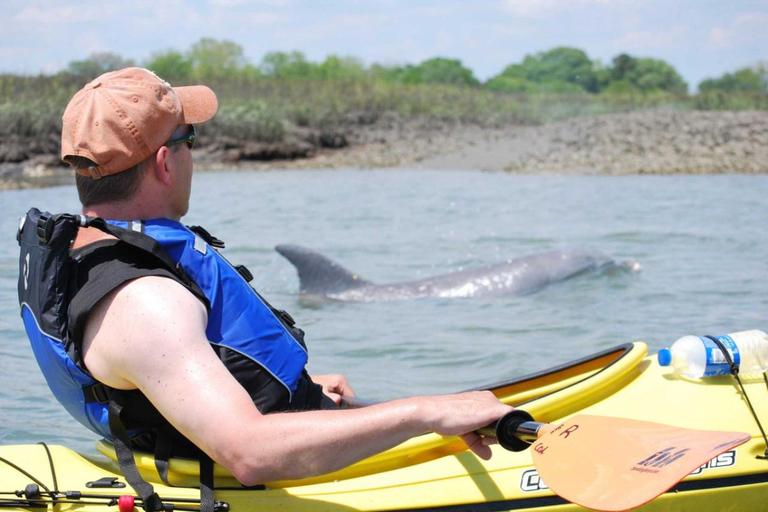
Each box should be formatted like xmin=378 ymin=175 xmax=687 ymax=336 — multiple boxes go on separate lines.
xmin=235 ymin=265 xmax=254 ymax=282
xmin=188 ymin=225 xmax=225 ymax=249
xmin=16 ymin=215 xmax=27 ymax=245
xmin=277 ymin=309 xmax=296 ymax=327
xmin=83 ymin=383 xmax=110 ymax=404
xmin=36 ymin=214 xmax=53 ymax=245
xmin=141 ymin=492 xmax=165 ymax=512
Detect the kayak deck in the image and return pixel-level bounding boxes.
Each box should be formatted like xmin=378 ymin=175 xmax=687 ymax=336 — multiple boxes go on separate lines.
xmin=95 ymin=341 xmax=647 ymax=488
xmin=3 ymin=340 xmax=768 ymax=511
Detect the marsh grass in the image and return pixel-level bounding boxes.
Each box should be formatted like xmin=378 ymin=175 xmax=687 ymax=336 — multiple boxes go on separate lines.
xmin=1 ymin=73 xmax=765 ymax=154
xmin=0 ymin=75 xmax=82 ymax=140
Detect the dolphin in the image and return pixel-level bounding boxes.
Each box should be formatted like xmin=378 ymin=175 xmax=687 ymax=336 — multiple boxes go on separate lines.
xmin=275 ymin=244 xmax=640 ymax=302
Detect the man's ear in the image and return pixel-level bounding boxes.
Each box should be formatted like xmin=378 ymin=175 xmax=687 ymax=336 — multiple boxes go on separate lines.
xmin=152 ymin=146 xmax=174 ymax=186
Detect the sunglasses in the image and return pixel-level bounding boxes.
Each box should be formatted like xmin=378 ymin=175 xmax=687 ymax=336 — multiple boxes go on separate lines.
xmin=165 ymin=125 xmax=197 ymax=150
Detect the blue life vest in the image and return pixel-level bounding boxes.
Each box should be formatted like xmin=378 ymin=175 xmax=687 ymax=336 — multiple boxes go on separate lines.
xmin=18 ymin=209 xmax=310 ymax=443
xmin=109 ymin=217 xmax=309 ymax=397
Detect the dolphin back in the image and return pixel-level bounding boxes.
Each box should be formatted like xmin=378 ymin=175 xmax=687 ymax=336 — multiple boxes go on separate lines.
xmin=275 ymin=245 xmax=640 ymax=301
xmin=275 ymin=244 xmax=372 ymax=295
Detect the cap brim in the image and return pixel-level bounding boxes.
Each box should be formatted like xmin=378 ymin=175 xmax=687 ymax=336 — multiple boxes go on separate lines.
xmin=175 ymin=85 xmax=218 ymax=124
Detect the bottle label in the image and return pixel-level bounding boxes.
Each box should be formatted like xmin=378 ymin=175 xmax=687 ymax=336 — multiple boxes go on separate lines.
xmin=702 ymin=335 xmax=741 ymax=376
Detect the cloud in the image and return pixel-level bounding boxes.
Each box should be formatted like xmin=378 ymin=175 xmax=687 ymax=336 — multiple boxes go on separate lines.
xmin=13 ymin=2 xmax=129 ymax=24
xmin=489 ymin=23 xmax=531 ymax=38
xmin=710 ymin=11 xmax=768 ymax=48
xmin=500 ymin=0 xmax=562 ymax=18
xmin=210 ymin=0 xmax=289 ymax=6
xmin=14 ymin=5 xmax=82 ymax=23
xmin=709 ymin=27 xmax=729 ymax=48
xmin=499 ymin=0 xmax=617 ymax=18
xmin=733 ymin=10 xmax=768 ymax=26
xmin=245 ymin=12 xmax=282 ymax=23
xmin=608 ymin=24 xmax=691 ymax=52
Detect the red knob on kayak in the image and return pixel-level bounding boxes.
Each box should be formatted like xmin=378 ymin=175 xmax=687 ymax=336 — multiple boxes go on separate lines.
xmin=118 ymin=495 xmax=135 ymax=512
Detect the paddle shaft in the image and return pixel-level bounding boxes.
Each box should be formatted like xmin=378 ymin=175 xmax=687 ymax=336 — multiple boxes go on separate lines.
xmin=476 ymin=409 xmax=546 ymax=451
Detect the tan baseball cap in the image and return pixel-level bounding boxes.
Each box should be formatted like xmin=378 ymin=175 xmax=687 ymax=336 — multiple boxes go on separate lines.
xmin=61 ymin=67 xmax=218 ymax=179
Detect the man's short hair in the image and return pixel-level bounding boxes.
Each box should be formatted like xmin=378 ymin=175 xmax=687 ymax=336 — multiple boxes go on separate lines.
xmin=70 ymin=155 xmax=149 ymax=207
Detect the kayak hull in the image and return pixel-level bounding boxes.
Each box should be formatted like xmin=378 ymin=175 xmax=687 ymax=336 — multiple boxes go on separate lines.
xmin=3 ymin=341 xmax=768 ymax=511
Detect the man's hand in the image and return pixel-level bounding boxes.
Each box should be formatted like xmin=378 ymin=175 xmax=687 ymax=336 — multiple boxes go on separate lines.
xmin=418 ymin=391 xmax=514 ymax=460
xmin=311 ymin=374 xmax=356 ymax=404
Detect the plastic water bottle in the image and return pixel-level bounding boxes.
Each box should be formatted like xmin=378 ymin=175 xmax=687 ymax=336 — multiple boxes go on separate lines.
xmin=658 ymin=330 xmax=768 ymax=378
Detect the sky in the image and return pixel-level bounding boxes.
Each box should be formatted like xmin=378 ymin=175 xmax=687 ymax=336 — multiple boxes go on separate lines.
xmin=1 ymin=0 xmax=767 ymax=89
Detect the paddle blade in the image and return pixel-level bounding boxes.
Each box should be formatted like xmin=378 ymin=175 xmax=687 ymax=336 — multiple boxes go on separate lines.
xmin=530 ymin=414 xmax=751 ymax=512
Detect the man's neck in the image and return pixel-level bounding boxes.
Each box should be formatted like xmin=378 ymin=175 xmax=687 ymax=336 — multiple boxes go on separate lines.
xmin=83 ymin=201 xmax=180 ymax=222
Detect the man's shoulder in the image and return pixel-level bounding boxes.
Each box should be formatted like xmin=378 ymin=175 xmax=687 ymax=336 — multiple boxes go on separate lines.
xmin=82 ymin=274 xmax=209 ymax=390
xmin=70 ymin=232 xmax=205 ymax=344
xmin=110 ymin=274 xmax=202 ymax=309
xmin=86 ymin=274 xmax=208 ymax=347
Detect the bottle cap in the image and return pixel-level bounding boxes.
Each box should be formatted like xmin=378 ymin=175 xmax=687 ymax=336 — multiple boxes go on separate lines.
xmin=658 ymin=348 xmax=671 ymax=367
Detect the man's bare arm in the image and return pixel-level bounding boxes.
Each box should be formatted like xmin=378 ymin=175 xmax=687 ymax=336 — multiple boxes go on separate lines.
xmin=82 ymin=276 xmax=513 ymax=486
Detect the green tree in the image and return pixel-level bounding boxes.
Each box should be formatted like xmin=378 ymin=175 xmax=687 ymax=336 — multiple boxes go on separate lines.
xmin=491 ymin=47 xmax=598 ymax=92
xmin=260 ymin=51 xmax=317 ymax=79
xmin=605 ymin=53 xmax=687 ymax=93
xmin=67 ymin=52 xmax=135 ymax=79
xmin=240 ymin=63 xmax=264 ymax=81
xmin=189 ymin=38 xmax=246 ymax=79
xmin=390 ymin=58 xmax=478 ymax=86
xmin=699 ymin=64 xmax=768 ymax=92
xmin=397 ymin=64 xmax=424 ymax=84
xmin=633 ymin=58 xmax=687 ymax=93
xmin=415 ymin=58 xmax=479 ymax=86
xmin=317 ymin=55 xmax=366 ymax=81
xmin=600 ymin=79 xmax=637 ymax=95
xmin=144 ymin=50 xmax=193 ymax=81
xmin=484 ymin=75 xmax=539 ymax=93
xmin=609 ymin=53 xmax=635 ymax=82
xmin=368 ymin=63 xmax=403 ymax=82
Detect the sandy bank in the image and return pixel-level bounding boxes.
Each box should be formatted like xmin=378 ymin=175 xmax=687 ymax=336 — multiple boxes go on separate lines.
xmin=418 ymin=110 xmax=768 ymax=174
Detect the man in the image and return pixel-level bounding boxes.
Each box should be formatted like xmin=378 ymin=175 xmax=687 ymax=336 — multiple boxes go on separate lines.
xmin=32 ymin=67 xmax=512 ymax=487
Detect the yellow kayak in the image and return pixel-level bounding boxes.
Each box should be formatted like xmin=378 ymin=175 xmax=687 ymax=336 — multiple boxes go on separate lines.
xmin=2 ymin=341 xmax=768 ymax=511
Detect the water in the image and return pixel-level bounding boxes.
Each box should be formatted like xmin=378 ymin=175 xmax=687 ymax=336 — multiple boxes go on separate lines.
xmin=1 ymin=169 xmax=767 ymax=453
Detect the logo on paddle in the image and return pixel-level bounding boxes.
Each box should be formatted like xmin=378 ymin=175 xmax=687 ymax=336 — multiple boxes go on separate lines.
xmin=633 ymin=447 xmax=690 ymax=473
xmin=532 ymin=421 xmax=581 ymax=455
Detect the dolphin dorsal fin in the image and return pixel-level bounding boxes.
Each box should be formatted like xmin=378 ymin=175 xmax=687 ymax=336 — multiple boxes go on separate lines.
xmin=275 ymin=244 xmax=371 ymax=295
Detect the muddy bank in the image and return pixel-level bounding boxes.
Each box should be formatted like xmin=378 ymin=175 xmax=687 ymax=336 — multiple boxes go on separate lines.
xmin=419 ymin=110 xmax=768 ymax=174
xmin=1 ymin=110 xmax=766 ymax=190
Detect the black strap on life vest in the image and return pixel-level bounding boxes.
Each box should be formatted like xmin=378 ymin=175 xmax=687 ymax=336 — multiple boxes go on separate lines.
xmin=87 ymin=217 xmax=204 ymax=294
xmin=85 ymin=218 xmax=217 ymax=512
xmin=199 ymin=457 xmax=215 ymax=512
xmin=31 ymin=211 xmax=215 ymax=512
xmin=705 ymin=335 xmax=768 ymax=460
xmin=90 ymin=217 xmax=219 ymax=512
xmin=109 ymin=401 xmax=165 ymax=512
xmin=153 ymin=427 xmax=174 ymax=487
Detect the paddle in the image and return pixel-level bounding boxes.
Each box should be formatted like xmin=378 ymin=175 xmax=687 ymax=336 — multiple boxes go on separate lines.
xmin=480 ymin=410 xmax=751 ymax=512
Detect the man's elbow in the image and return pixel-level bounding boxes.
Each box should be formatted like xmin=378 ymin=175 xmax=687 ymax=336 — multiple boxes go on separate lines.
xmin=230 ymin=463 xmax=267 ymax=488
xmin=227 ymin=457 xmax=324 ymax=487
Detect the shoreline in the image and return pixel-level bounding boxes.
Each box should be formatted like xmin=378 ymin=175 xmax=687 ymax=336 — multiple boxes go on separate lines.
xmin=2 ymin=110 xmax=767 ymax=190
